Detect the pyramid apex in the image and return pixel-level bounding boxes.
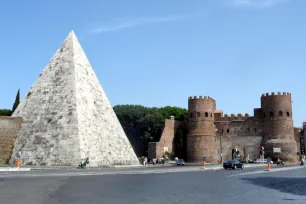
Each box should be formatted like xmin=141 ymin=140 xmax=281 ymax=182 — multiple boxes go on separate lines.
xmin=69 ymin=30 xmax=75 ymax=35
xmin=62 ymin=30 xmax=81 ymax=50
xmin=67 ymin=30 xmax=77 ymax=39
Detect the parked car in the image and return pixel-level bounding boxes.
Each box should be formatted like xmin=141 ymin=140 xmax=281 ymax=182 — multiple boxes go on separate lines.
xmin=255 ymin=158 xmax=273 ymax=164
xmin=177 ymin=159 xmax=185 ymax=166
xmin=223 ymin=160 xmax=244 ymax=170
xmin=247 ymin=159 xmax=255 ymax=163
xmin=240 ymin=159 xmax=255 ymax=164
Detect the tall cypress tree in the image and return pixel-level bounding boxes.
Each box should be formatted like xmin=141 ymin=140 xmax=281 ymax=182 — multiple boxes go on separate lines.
xmin=11 ymin=89 xmax=20 ymax=114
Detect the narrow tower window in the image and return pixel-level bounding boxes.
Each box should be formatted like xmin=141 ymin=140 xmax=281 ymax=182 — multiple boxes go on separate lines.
xmin=253 ymin=128 xmax=257 ymax=132
xmin=278 ymin=111 xmax=283 ymax=116
xmin=270 ymin=112 xmax=274 ymax=117
xmin=190 ymin=113 xmax=193 ymax=118
xmin=227 ymin=129 xmax=230 ymax=133
xmin=263 ymin=113 xmax=266 ymax=118
xmin=205 ymin=112 xmax=208 ymax=117
xmin=287 ymin=112 xmax=290 ymax=117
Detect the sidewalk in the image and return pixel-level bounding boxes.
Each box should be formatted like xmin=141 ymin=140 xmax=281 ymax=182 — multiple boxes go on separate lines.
xmin=0 ymin=162 xmax=287 ymax=172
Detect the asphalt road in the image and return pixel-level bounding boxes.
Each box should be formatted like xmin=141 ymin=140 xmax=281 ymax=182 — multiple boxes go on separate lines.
xmin=0 ymin=165 xmax=305 ymax=204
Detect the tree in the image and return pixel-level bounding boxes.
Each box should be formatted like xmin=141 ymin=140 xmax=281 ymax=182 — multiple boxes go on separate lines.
xmin=0 ymin=109 xmax=12 ymax=116
xmin=173 ymin=121 xmax=188 ymax=160
xmin=158 ymin=106 xmax=188 ymax=121
xmin=113 ymin=105 xmax=188 ymax=157
xmin=11 ymin=89 xmax=20 ymax=114
xmin=114 ymin=105 xmax=154 ymax=156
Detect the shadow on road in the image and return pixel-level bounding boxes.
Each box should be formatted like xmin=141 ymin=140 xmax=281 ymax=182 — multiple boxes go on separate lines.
xmin=241 ymin=177 xmax=306 ymax=196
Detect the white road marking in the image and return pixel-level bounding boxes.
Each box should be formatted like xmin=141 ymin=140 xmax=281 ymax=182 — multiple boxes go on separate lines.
xmin=228 ymin=166 xmax=305 ymax=177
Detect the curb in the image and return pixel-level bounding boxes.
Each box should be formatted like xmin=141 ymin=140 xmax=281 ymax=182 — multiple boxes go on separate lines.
xmin=113 ymin=164 xmax=143 ymax=168
xmin=0 ymin=168 xmax=31 ymax=172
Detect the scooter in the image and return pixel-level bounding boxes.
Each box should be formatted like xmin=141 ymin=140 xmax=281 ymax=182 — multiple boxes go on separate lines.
xmin=78 ymin=157 xmax=89 ymax=169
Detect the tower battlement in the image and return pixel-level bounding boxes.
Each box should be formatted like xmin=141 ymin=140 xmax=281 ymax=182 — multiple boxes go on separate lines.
xmin=188 ymin=96 xmax=216 ymax=103
xmin=219 ymin=113 xmax=249 ymax=121
xmin=261 ymin=92 xmax=291 ymax=98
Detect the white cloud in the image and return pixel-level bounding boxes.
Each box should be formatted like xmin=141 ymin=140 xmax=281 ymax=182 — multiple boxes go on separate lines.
xmin=228 ymin=0 xmax=289 ymax=8
xmin=88 ymin=15 xmax=190 ymax=34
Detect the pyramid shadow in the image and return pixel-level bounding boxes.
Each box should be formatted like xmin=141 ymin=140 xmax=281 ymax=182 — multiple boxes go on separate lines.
xmin=241 ymin=177 xmax=306 ymax=196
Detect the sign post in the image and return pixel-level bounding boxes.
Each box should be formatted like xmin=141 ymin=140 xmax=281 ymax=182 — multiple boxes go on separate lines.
xmin=273 ymin=148 xmax=281 ymax=153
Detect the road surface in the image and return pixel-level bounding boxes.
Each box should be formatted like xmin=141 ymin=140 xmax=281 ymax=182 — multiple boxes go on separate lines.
xmin=0 ymin=164 xmax=305 ymax=204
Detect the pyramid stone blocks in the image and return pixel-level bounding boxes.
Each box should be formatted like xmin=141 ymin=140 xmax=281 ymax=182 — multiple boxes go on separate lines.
xmin=10 ymin=31 xmax=139 ymax=167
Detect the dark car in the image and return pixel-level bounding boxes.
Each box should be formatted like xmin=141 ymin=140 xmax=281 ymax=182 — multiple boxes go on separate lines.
xmin=223 ymin=160 xmax=244 ymax=170
xmin=176 ymin=159 xmax=185 ymax=166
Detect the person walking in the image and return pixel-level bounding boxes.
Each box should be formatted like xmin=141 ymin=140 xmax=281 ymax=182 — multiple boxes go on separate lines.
xmin=143 ymin=157 xmax=148 ymax=166
xmin=301 ymin=154 xmax=305 ymax=167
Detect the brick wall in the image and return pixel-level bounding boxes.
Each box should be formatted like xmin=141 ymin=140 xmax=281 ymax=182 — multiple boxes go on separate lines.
xmin=214 ymin=117 xmax=263 ymax=162
xmin=294 ymin=127 xmax=301 ymax=153
xmin=216 ymin=135 xmax=263 ymax=161
xmin=148 ymin=116 xmax=178 ymax=160
xmin=0 ymin=117 xmax=22 ymax=163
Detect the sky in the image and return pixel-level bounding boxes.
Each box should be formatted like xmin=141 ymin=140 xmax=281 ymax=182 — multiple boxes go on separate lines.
xmin=0 ymin=0 xmax=305 ymax=126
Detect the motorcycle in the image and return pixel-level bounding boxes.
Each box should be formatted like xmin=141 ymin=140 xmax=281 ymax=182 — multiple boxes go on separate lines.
xmin=78 ymin=157 xmax=89 ymax=169
xmin=276 ymin=161 xmax=284 ymax=166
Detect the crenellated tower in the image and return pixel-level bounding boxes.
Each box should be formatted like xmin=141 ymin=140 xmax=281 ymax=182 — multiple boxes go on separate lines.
xmin=187 ymin=96 xmax=217 ymax=163
xmin=261 ymin=92 xmax=297 ymax=162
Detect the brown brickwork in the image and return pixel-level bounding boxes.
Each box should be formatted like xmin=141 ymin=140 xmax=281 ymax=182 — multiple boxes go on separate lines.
xmin=186 ymin=92 xmax=300 ymax=163
xmin=187 ymin=96 xmax=217 ymax=163
xmin=261 ymin=92 xmax=297 ymax=162
xmin=294 ymin=127 xmax=301 ymax=154
xmin=0 ymin=117 xmax=22 ymax=163
xmin=148 ymin=116 xmax=179 ymax=160
xmin=215 ymin=114 xmax=263 ymax=162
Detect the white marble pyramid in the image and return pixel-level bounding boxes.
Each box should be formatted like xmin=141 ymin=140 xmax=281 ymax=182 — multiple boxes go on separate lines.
xmin=10 ymin=31 xmax=139 ymax=167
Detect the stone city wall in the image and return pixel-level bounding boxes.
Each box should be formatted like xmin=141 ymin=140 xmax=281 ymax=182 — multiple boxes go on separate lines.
xmin=215 ymin=117 xmax=263 ymax=161
xmin=148 ymin=116 xmax=179 ymax=160
xmin=0 ymin=117 xmax=22 ymax=163
xmin=294 ymin=127 xmax=301 ymax=154
xmin=216 ymin=135 xmax=263 ymax=161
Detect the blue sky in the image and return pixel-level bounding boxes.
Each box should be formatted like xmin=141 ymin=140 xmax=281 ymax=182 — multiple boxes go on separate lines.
xmin=0 ymin=0 xmax=305 ymax=126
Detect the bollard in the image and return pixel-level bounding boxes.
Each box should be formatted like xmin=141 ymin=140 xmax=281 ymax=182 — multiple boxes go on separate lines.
xmin=267 ymin=161 xmax=271 ymax=170
xmin=16 ymin=158 xmax=20 ymax=168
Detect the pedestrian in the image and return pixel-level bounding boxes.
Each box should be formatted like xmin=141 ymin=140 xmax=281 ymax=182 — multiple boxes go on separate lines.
xmin=143 ymin=157 xmax=148 ymax=166
xmin=161 ymin=157 xmax=165 ymax=167
xmin=301 ymin=154 xmax=305 ymax=167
